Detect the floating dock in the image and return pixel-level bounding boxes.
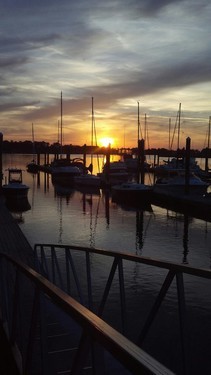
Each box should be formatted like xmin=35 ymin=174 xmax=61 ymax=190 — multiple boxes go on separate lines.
xmin=152 ymin=189 xmax=211 ymax=222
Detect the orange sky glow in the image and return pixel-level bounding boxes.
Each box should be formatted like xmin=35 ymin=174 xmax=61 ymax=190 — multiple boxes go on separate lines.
xmin=1 ymin=1 xmax=211 ymax=151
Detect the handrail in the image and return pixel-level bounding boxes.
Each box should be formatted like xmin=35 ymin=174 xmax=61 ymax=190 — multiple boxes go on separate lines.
xmin=34 ymin=243 xmax=211 ymax=375
xmin=0 ymin=252 xmax=174 ymax=375
xmin=34 ymin=243 xmax=211 ymax=279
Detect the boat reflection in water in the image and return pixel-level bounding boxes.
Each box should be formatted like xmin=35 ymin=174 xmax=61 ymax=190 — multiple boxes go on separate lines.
xmin=5 ymin=196 xmax=31 ymax=224
xmin=53 ymin=182 xmax=75 ymax=199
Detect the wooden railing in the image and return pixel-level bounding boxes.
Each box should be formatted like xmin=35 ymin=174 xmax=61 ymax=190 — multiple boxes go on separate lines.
xmin=0 ymin=252 xmax=174 ymax=375
xmin=34 ymin=244 xmax=211 ymax=375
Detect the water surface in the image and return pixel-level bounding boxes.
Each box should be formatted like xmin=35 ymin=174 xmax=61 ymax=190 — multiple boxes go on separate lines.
xmin=3 ymin=153 xmax=211 ymax=374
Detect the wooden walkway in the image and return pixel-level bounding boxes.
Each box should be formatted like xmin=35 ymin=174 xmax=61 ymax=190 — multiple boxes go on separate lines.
xmin=0 ymin=195 xmax=34 ymax=265
xmin=0 ymin=194 xmax=34 ymax=374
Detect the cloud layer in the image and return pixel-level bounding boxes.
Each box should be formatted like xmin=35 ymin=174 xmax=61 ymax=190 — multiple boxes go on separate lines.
xmin=0 ymin=0 xmax=211 ymax=148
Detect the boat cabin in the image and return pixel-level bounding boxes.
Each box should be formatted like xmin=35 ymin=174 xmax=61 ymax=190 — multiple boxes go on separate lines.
xmin=7 ymin=168 xmax=23 ymax=184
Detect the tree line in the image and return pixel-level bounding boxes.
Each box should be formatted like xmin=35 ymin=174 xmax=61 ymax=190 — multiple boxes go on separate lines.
xmin=2 ymin=139 xmax=211 ymax=158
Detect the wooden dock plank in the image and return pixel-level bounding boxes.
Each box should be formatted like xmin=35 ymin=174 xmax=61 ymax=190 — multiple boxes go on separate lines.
xmin=0 ymin=196 xmax=34 ymax=265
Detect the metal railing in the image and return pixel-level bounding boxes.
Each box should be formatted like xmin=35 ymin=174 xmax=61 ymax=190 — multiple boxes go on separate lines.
xmin=0 ymin=252 xmax=174 ymax=375
xmin=34 ymin=243 xmax=211 ymax=375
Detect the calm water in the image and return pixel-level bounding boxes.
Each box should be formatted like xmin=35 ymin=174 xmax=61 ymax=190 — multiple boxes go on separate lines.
xmin=3 ymin=153 xmax=211 ymax=374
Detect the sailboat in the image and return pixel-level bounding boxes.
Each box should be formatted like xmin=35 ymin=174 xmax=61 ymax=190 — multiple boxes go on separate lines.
xmin=111 ymin=102 xmax=152 ymax=206
xmin=123 ymin=109 xmax=151 ymax=172
xmin=51 ymin=92 xmax=85 ymax=184
xmin=153 ymin=104 xmax=207 ymax=179
xmin=26 ymin=123 xmax=39 ymax=173
xmin=74 ymin=97 xmax=101 ymax=188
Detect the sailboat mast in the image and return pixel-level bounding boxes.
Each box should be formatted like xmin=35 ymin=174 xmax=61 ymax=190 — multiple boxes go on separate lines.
xmin=32 ymin=123 xmax=34 ymax=144
xmin=32 ymin=123 xmax=35 ymax=161
xmin=137 ymin=101 xmax=140 ymax=143
xmin=168 ymin=118 xmax=171 ymax=150
xmin=177 ymin=103 xmax=181 ymax=150
xmin=60 ymin=91 xmax=63 ymax=155
xmin=91 ymin=97 xmax=94 ymax=172
xmin=205 ymin=116 xmax=211 ymax=173
xmin=91 ymin=97 xmax=94 ymax=149
xmin=208 ymin=116 xmax=211 ymax=149
xmin=144 ymin=113 xmax=147 ymax=142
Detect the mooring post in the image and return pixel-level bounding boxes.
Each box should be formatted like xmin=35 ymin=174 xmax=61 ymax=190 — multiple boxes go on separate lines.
xmin=0 ymin=133 xmax=3 ymax=191
xmin=185 ymin=137 xmax=191 ymax=195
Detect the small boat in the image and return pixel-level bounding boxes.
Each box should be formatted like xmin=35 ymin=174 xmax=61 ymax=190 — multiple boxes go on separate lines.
xmin=51 ymin=93 xmax=86 ymax=184
xmin=74 ymin=173 xmax=101 ymax=187
xmin=2 ymin=168 xmax=30 ymax=200
xmin=98 ymin=161 xmax=129 ymax=186
xmin=74 ymin=98 xmax=101 ymax=188
xmin=112 ymin=181 xmax=152 ymax=207
xmin=26 ymin=159 xmax=39 ymax=173
xmin=26 ymin=123 xmax=39 ymax=173
xmin=50 ymin=158 xmax=85 ymax=184
xmin=153 ymin=172 xmax=209 ymax=195
xmin=152 ymin=157 xmax=207 ymax=178
xmin=123 ymin=155 xmax=151 ymax=173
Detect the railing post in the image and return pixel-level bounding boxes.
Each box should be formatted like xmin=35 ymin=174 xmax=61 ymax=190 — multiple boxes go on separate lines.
xmin=118 ymin=259 xmax=127 ymax=333
xmin=0 ymin=132 xmax=3 ymax=191
xmin=66 ymin=248 xmax=85 ymax=304
xmin=10 ymin=269 xmax=20 ymax=344
xmin=65 ymin=247 xmax=71 ymax=295
xmin=137 ymin=270 xmax=175 ymax=345
xmin=97 ymin=257 xmax=119 ymax=317
xmin=176 ymin=272 xmax=188 ymax=375
xmin=86 ymin=251 xmax=93 ymax=310
xmin=25 ymin=286 xmax=40 ymax=374
xmin=0 ymin=257 xmax=10 ymax=328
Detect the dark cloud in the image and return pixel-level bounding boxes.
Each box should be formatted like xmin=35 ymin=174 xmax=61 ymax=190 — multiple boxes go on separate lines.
xmin=80 ymin=55 xmax=211 ymax=104
xmin=0 ymin=0 xmax=211 ymax=147
xmin=0 ymin=56 xmax=29 ymax=68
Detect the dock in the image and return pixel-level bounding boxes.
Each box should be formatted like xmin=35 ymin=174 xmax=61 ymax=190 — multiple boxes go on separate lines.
xmin=0 ymin=195 xmax=34 ymax=373
xmin=151 ymin=190 xmax=211 ymax=222
xmin=0 ymin=196 xmax=34 ymax=264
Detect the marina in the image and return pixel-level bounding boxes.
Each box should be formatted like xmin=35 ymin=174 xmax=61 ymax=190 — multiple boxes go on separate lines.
xmin=0 ymin=152 xmax=211 ymax=374
xmin=2 ymin=1 xmax=211 ymax=373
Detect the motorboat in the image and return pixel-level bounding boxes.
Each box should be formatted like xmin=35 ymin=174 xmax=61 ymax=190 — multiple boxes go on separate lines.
xmin=74 ymin=173 xmax=101 ymax=187
xmin=2 ymin=168 xmax=30 ymax=200
xmin=50 ymin=157 xmax=85 ymax=184
xmin=112 ymin=181 xmax=152 ymax=207
xmin=152 ymin=157 xmax=207 ymax=179
xmin=98 ymin=161 xmax=129 ymax=186
xmin=26 ymin=159 xmax=39 ymax=173
xmin=123 ymin=155 xmax=151 ymax=173
xmin=153 ymin=172 xmax=209 ymax=195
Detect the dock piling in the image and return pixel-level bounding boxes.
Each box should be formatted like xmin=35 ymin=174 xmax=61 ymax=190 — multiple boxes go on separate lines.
xmin=0 ymin=133 xmax=3 ymax=191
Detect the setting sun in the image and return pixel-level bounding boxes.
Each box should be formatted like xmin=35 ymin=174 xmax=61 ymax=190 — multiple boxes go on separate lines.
xmin=99 ymin=137 xmax=114 ymax=148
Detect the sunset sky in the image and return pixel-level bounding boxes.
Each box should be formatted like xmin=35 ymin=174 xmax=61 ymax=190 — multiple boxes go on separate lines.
xmin=1 ymin=0 xmax=211 ymax=149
